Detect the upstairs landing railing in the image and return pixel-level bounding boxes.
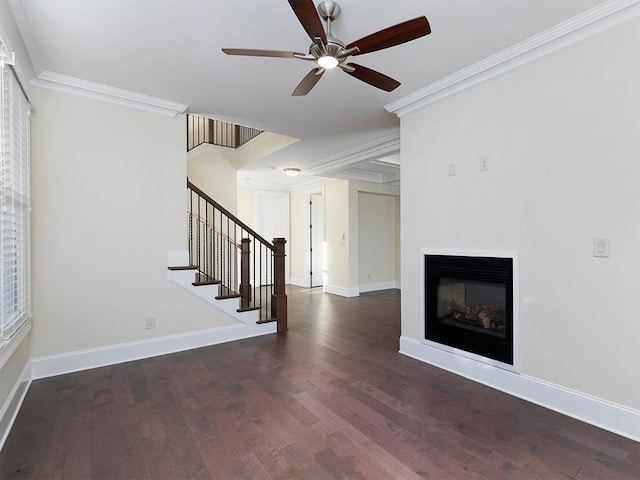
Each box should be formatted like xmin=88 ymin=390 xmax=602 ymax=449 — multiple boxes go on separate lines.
xmin=187 ymin=180 xmax=287 ymax=332
xmin=187 ymin=114 xmax=262 ymax=151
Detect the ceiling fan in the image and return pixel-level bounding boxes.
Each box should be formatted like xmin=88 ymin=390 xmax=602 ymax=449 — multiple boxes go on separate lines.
xmin=222 ymin=0 xmax=431 ymax=96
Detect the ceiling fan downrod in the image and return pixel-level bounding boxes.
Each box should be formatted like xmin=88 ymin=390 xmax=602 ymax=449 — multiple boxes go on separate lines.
xmin=317 ymin=1 xmax=341 ymax=37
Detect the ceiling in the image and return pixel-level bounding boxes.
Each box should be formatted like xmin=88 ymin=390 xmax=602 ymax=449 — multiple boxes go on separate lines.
xmin=7 ymin=0 xmax=608 ymax=189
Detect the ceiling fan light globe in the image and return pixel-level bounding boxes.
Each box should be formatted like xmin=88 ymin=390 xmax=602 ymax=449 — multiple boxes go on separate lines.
xmin=317 ymin=55 xmax=339 ymax=69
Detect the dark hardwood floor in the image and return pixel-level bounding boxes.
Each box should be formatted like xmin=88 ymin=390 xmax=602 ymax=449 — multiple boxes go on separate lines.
xmin=1 ymin=286 xmax=638 ymax=479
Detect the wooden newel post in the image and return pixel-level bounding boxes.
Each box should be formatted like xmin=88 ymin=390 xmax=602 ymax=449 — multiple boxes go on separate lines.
xmin=272 ymin=237 xmax=288 ymax=333
xmin=240 ymin=238 xmax=251 ymax=306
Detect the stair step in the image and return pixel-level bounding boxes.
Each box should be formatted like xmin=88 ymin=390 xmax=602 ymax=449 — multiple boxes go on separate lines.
xmin=168 ymin=265 xmax=198 ymax=271
xmin=237 ymin=305 xmax=261 ymax=313
xmin=193 ymin=272 xmax=220 ymax=286
xmin=215 ymin=285 xmax=240 ymax=300
xmin=256 ymin=318 xmax=278 ymax=324
xmin=216 ymin=293 xmax=241 ymax=300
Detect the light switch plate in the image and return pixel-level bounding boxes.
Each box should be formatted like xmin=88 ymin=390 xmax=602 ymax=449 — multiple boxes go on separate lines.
xmin=480 ymin=155 xmax=490 ymax=171
xmin=593 ymin=238 xmax=610 ymax=258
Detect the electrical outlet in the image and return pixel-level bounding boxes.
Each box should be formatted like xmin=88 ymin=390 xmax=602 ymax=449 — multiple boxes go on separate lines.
xmin=145 ymin=316 xmax=156 ymax=329
xmin=448 ymin=163 xmax=456 ymax=176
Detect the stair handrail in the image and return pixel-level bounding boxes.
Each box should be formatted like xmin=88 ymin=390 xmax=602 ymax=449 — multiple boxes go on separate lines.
xmin=186 ymin=179 xmax=287 ymax=332
xmin=187 ymin=179 xmax=274 ymax=250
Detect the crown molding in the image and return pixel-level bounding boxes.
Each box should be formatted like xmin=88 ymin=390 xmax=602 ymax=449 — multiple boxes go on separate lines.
xmin=307 ymin=131 xmax=400 ymax=176
xmin=30 ymin=71 xmax=188 ymax=117
xmin=329 ymin=168 xmax=383 ymax=184
xmin=7 ymin=0 xmax=42 ymax=74
xmin=386 ymin=0 xmax=640 ymax=117
xmin=238 ymin=176 xmax=330 ymax=193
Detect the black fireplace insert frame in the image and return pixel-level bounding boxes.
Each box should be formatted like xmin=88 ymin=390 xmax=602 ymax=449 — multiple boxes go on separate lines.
xmin=424 ymin=254 xmax=514 ymax=366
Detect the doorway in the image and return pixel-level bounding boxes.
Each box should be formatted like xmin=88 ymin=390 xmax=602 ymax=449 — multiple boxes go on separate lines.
xmin=309 ymin=192 xmax=325 ymax=288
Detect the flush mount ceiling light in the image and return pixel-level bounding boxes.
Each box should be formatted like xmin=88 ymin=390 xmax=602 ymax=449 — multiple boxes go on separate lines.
xmin=284 ymin=168 xmax=301 ymax=177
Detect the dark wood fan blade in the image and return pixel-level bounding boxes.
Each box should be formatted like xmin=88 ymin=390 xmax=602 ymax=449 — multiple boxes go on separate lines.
xmin=343 ymin=63 xmax=400 ymax=92
xmin=346 ymin=17 xmax=430 ymax=55
xmin=292 ymin=68 xmax=325 ymax=96
xmin=288 ymin=0 xmax=327 ymax=44
xmin=222 ymin=48 xmax=306 ymax=58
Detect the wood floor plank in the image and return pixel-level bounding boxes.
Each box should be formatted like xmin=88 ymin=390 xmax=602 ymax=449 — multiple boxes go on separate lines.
xmin=1 ymin=286 xmax=638 ymax=479
xmin=295 ymin=390 xmax=424 ymax=480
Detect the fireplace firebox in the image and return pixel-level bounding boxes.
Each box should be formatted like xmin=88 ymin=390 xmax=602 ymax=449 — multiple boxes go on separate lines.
xmin=424 ymin=253 xmax=516 ymax=366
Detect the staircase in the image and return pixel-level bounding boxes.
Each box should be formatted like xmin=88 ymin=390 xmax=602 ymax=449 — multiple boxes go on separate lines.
xmin=168 ymin=179 xmax=287 ymax=332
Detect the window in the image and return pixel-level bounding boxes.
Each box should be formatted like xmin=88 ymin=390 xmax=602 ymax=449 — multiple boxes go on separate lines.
xmin=0 ymin=43 xmax=30 ymax=340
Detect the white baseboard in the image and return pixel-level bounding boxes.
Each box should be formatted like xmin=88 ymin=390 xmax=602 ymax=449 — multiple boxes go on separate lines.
xmin=31 ymin=322 xmax=276 ymax=380
xmin=400 ymin=336 xmax=640 ymax=442
xmin=323 ymin=284 xmax=360 ymax=297
xmin=1 ymin=323 xmax=276 ymax=451
xmin=0 ymin=362 xmax=32 ymax=451
xmin=358 ymin=281 xmax=401 ymax=293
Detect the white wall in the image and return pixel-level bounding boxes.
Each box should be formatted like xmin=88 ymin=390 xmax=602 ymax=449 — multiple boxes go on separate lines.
xmin=400 ymin=21 xmax=640 ymax=410
xmin=187 ymin=150 xmax=238 ymax=213
xmin=237 ymin=187 xmax=257 ymax=229
xmin=324 ymin=179 xmax=352 ymax=295
xmin=30 ymin=89 xmax=239 ymax=359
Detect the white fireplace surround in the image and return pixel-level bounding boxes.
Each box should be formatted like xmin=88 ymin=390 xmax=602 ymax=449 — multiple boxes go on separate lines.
xmin=420 ymin=249 xmax=520 ymax=373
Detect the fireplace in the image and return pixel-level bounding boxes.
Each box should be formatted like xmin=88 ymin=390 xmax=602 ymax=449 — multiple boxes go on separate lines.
xmin=423 ymin=251 xmax=518 ymax=369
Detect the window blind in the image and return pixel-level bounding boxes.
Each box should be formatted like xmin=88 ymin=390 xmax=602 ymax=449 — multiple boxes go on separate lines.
xmin=0 ymin=48 xmax=30 ymax=340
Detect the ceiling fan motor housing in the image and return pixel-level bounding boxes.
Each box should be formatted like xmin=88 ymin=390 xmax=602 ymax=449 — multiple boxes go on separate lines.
xmin=312 ymin=1 xmax=344 ymax=61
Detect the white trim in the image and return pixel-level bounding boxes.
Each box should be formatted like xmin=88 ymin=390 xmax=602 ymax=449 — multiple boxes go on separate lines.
xmin=7 ymin=0 xmax=42 ymax=73
xmin=31 ymin=322 xmax=275 ymax=381
xmin=0 ymin=318 xmax=31 ymax=370
xmin=420 ymin=249 xmax=520 ymax=373
xmin=0 ymin=361 xmax=31 ymax=451
xmin=327 ymin=168 xmax=384 ymax=184
xmin=386 ymin=0 xmax=640 ymax=117
xmin=288 ymin=177 xmax=331 ymax=192
xmin=237 ymin=177 xmax=331 ymax=194
xmin=30 ymin=71 xmax=188 ymax=117
xmin=399 ymin=336 xmax=640 ymax=442
xmin=187 ymin=142 xmax=238 ymax=158
xmin=323 ymin=284 xmax=359 ymax=297
xmin=358 ymin=281 xmax=400 ymax=293
xmin=307 ymin=132 xmax=400 ymax=176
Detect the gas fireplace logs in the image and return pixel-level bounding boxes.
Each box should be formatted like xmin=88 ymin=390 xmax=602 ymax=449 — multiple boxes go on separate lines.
xmin=449 ymin=301 xmax=505 ymax=330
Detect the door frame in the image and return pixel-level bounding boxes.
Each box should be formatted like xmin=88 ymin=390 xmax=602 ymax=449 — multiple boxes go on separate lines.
xmin=305 ymin=187 xmax=325 ymax=288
